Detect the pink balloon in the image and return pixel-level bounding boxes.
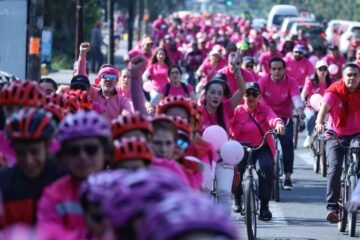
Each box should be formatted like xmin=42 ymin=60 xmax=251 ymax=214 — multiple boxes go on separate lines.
xmin=220 ymin=141 xmax=244 ymax=165
xmin=328 ymin=64 xmax=339 ymax=75
xmin=143 ymin=81 xmax=153 ymax=92
xmin=202 ymin=125 xmax=228 ymax=150
xmin=309 ymin=93 xmax=323 ymax=111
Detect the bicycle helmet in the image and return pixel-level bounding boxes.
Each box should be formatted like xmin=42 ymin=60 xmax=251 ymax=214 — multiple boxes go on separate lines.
xmin=43 ymin=103 xmax=65 ymax=123
xmin=67 ymin=89 xmax=93 ymax=111
xmin=6 ymin=107 xmax=57 ymax=141
xmin=64 ymin=94 xmax=80 ymax=113
xmin=102 ymin=167 xmax=190 ymax=228
xmin=138 ymin=193 xmax=238 ymax=240
xmin=156 ymin=96 xmax=193 ymax=116
xmin=172 ymin=116 xmax=191 ymax=139
xmin=111 ymin=112 xmax=153 ymax=140
xmin=112 ymin=137 xmax=153 ymax=165
xmin=57 ymin=110 xmax=111 ymax=144
xmin=45 ymin=93 xmax=69 ymax=110
xmin=0 ymin=80 xmax=45 ymax=107
xmin=0 ymin=71 xmax=18 ymax=88
xmin=79 ymin=170 xmax=130 ymax=206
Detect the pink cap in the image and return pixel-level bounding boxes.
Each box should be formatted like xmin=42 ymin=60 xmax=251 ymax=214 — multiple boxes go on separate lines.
xmin=98 ymin=67 xmax=119 ymax=81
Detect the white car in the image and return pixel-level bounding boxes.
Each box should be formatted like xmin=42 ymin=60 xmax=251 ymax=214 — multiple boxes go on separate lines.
xmin=280 ymin=17 xmax=315 ymax=39
xmin=267 ymin=5 xmax=299 ymax=31
xmin=325 ymin=19 xmax=349 ymax=44
xmin=339 ymin=21 xmax=360 ymax=56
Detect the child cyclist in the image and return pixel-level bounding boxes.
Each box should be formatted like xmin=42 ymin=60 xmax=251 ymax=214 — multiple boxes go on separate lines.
xmin=36 ymin=110 xmax=113 ymax=239
xmin=0 ymin=108 xmax=64 ymax=228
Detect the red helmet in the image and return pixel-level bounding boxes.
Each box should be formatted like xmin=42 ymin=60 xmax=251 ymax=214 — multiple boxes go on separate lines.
xmin=6 ymin=107 xmax=57 ymax=140
xmin=112 ymin=137 xmax=153 ymax=165
xmin=172 ymin=116 xmax=191 ymax=139
xmin=112 ymin=112 xmax=152 ymax=140
xmin=0 ymin=80 xmax=45 ymax=107
xmin=191 ymin=102 xmax=203 ymax=126
xmin=67 ymin=89 xmax=93 ymax=111
xmin=46 ymin=93 xmax=69 ymax=110
xmin=43 ymin=103 xmax=65 ymax=123
xmin=64 ymin=94 xmax=80 ymax=113
xmin=156 ymin=96 xmax=193 ymax=117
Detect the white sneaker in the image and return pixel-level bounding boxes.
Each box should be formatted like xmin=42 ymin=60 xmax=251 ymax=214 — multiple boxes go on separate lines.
xmin=303 ymin=136 xmax=311 ymax=148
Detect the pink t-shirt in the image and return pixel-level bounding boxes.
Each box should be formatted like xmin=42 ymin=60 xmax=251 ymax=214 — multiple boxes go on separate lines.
xmin=323 ymin=92 xmax=360 ymax=136
xmin=303 ymin=78 xmax=327 ymax=102
xmin=258 ymin=75 xmax=300 ymax=118
xmin=146 ymin=63 xmax=169 ymax=91
xmin=285 ymin=55 xmax=315 ymax=87
xmin=199 ymin=60 xmax=226 ymax=83
xmin=199 ymin=99 xmax=233 ymax=134
xmin=217 ymin=67 xmax=256 ymax=94
xmin=258 ymin=51 xmax=284 ymax=74
xmin=159 ymin=83 xmax=193 ymax=97
xmin=323 ymin=54 xmax=346 ymax=79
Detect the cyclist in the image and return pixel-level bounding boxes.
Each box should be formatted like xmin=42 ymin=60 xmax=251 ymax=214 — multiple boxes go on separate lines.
xmin=323 ymin=45 xmax=346 ymax=81
xmin=39 ymin=78 xmax=58 ymax=95
xmin=0 ymin=108 xmax=64 ymax=228
xmin=258 ymin=56 xmax=305 ymax=190
xmin=138 ymin=192 xmax=238 ymax=240
xmin=258 ymin=40 xmax=283 ymax=75
xmin=301 ymin=60 xmax=332 ymax=148
xmin=37 ymin=110 xmax=113 ymax=238
xmin=315 ymin=63 xmax=360 ymax=223
xmin=230 ymin=82 xmax=285 ymax=220
xmin=284 ymin=44 xmax=315 ymax=88
xmin=112 ymin=112 xmax=153 ymax=141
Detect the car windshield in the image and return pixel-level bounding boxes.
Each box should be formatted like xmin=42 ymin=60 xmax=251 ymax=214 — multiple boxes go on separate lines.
xmin=298 ymin=25 xmax=324 ymax=35
xmin=273 ymin=14 xmax=297 ymax=26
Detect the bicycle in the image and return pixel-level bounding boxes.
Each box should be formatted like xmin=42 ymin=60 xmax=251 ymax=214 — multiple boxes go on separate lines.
xmin=272 ymin=131 xmax=284 ymax=202
xmin=240 ymin=129 xmax=277 ymax=240
xmin=310 ymin=132 xmax=327 ymax=177
xmin=329 ymin=132 xmax=360 ymax=237
xmin=292 ymin=113 xmax=305 ymax=149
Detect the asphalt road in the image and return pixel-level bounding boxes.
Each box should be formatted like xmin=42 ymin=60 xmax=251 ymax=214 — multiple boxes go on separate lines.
xmin=233 ymin=133 xmax=360 ymax=240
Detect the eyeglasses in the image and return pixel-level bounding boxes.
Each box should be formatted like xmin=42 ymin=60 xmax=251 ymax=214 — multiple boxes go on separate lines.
xmin=177 ymin=138 xmax=189 ymax=150
xmin=170 ymin=71 xmax=180 ymax=75
xmin=245 ymin=91 xmax=259 ymax=98
xmin=318 ymin=67 xmax=328 ymax=72
xmin=101 ymin=74 xmax=117 ymax=81
xmin=63 ymin=143 xmax=100 ymax=157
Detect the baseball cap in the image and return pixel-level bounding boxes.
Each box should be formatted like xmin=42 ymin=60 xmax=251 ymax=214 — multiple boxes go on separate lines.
xmin=70 ymin=75 xmax=90 ymax=90
xmin=243 ymin=56 xmax=255 ymax=64
xmin=245 ymin=82 xmax=260 ymax=93
xmin=293 ymin=44 xmax=306 ymax=53
xmin=315 ymin=60 xmax=328 ymax=69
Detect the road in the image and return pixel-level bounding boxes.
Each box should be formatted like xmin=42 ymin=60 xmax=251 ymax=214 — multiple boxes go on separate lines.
xmin=233 ymin=133 xmax=360 ymax=240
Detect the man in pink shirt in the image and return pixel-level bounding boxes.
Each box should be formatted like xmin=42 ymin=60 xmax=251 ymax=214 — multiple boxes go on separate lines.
xmin=323 ymin=45 xmax=346 ymax=80
xmin=124 ymin=37 xmax=153 ymax=70
xmin=315 ymin=63 xmax=360 ymax=223
xmin=258 ymin=40 xmax=283 ymax=75
xmin=217 ymin=52 xmax=257 ymax=95
xmin=258 ymin=56 xmax=305 ymax=190
xmin=284 ymin=44 xmax=315 ymax=88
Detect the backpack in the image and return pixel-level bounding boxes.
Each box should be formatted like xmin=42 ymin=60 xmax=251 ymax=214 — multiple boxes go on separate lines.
xmin=165 ymin=82 xmax=189 ymax=97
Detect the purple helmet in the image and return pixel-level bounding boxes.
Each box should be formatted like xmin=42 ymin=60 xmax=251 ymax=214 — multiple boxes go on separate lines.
xmin=57 ymin=110 xmax=111 ymax=144
xmin=138 ymin=192 xmax=238 ymax=240
xmin=79 ymin=170 xmax=130 ymax=206
xmin=102 ymin=167 xmax=190 ymax=228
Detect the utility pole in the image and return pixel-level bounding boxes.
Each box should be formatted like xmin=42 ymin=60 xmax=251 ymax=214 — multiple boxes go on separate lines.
xmin=128 ymin=0 xmax=135 ymax=51
xmin=107 ymin=0 xmax=114 ymax=64
xmin=75 ymin=0 xmax=83 ymax=60
xmin=26 ymin=0 xmax=44 ymax=81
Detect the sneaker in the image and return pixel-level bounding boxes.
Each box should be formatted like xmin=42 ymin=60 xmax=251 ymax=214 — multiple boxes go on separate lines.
xmin=283 ymin=179 xmax=293 ymax=190
xmin=303 ymin=136 xmax=311 ymax=148
xmin=259 ymin=207 xmax=272 ymax=221
xmin=326 ymin=210 xmax=339 ymax=223
xmin=233 ymin=205 xmax=243 ymax=214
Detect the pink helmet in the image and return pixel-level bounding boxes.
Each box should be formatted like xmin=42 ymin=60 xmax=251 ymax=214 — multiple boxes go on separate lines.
xmin=138 ymin=193 xmax=238 ymax=240
xmin=57 ymin=110 xmax=111 ymax=144
xmin=102 ymin=167 xmax=190 ymax=228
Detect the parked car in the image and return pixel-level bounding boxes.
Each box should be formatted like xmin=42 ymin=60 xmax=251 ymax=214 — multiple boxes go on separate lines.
xmin=338 ymin=21 xmax=360 ymax=58
xmin=267 ymin=5 xmax=299 ymax=31
xmin=289 ymin=22 xmax=327 ymax=50
xmin=325 ymin=19 xmax=349 ymax=45
xmin=280 ymin=17 xmax=315 ymax=39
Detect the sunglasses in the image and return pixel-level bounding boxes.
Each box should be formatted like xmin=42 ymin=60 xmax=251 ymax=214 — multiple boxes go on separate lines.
xmin=245 ymin=91 xmax=259 ymax=98
xmin=101 ymin=74 xmax=117 ymax=81
xmin=318 ymin=67 xmax=328 ymax=72
xmin=177 ymin=138 xmax=189 ymax=150
xmin=63 ymin=144 xmax=100 ymax=157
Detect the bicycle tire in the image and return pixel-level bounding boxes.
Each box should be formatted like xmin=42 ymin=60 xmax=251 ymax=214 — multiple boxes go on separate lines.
xmin=338 ymin=179 xmax=348 ymax=232
xmin=349 ymin=175 xmax=357 ymax=237
xmin=293 ymin=116 xmax=299 ymax=149
xmin=274 ymin=151 xmax=281 ymax=202
xmin=244 ymin=180 xmax=257 ymax=240
xmin=313 ymin=136 xmax=320 ymax=173
xmin=320 ymin=139 xmax=327 ymax=177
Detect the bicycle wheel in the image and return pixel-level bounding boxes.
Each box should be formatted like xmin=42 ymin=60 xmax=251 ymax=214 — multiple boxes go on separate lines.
xmin=338 ymin=179 xmax=348 ymax=232
xmin=244 ymin=180 xmax=257 ymax=240
xmin=319 ymin=139 xmax=327 ymax=177
xmin=273 ymin=151 xmax=281 ymax=202
xmin=293 ymin=116 xmax=299 ymax=149
xmin=348 ymin=175 xmax=357 ymax=237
